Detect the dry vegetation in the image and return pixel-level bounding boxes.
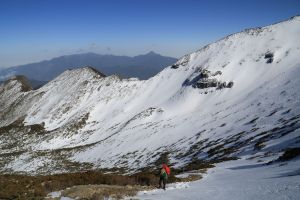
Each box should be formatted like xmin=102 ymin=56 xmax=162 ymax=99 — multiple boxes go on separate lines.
xmin=0 ymin=170 xmax=157 ymax=199
xmin=0 ymin=159 xmax=214 ymax=200
xmin=49 ymin=184 xmax=154 ymax=200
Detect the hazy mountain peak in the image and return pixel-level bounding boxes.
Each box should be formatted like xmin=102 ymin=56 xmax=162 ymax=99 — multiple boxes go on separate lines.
xmin=145 ymin=51 xmax=160 ymax=56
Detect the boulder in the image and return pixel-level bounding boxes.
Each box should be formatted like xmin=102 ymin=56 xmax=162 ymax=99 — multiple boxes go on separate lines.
xmin=171 ymin=64 xmax=179 ymax=69
xmin=264 ymin=52 xmax=274 ymax=64
xmin=217 ymin=82 xmax=227 ymax=89
xmin=212 ymin=71 xmax=222 ymax=76
xmin=226 ymin=81 xmax=234 ymax=88
xmin=266 ymin=58 xmax=273 ymax=64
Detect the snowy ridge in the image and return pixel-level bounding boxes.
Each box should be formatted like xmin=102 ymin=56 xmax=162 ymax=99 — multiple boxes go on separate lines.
xmin=0 ymin=17 xmax=300 ymax=174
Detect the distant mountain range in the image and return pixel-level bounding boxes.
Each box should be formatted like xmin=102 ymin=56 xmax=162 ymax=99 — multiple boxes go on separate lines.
xmin=0 ymin=51 xmax=177 ymax=82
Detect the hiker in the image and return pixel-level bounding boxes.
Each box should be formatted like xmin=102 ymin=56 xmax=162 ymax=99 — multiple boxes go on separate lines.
xmin=159 ymin=164 xmax=170 ymax=190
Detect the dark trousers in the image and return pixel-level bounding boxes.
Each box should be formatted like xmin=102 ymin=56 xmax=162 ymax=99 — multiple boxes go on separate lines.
xmin=159 ymin=176 xmax=166 ymax=189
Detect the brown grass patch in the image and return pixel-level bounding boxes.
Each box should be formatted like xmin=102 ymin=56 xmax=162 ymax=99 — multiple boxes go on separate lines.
xmin=177 ymin=174 xmax=202 ymax=182
xmin=0 ymin=158 xmax=215 ymax=200
xmin=0 ymin=169 xmax=175 ymax=199
xmin=58 ymin=184 xmax=152 ymax=200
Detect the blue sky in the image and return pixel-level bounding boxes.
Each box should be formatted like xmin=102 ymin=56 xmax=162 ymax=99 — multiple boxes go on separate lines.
xmin=0 ymin=0 xmax=299 ymax=67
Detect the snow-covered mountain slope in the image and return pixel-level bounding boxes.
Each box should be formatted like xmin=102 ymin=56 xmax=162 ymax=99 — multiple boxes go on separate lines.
xmin=0 ymin=16 xmax=300 ymax=174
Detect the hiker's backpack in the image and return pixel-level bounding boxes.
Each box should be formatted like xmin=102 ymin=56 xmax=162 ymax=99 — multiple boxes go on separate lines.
xmin=164 ymin=165 xmax=171 ymax=175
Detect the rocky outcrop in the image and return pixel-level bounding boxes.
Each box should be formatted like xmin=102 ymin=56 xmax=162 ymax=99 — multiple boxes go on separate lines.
xmin=193 ymin=78 xmax=219 ymax=88
xmin=264 ymin=52 xmax=274 ymax=64
xmin=171 ymin=54 xmax=190 ymax=69
xmin=183 ymin=68 xmax=233 ymax=90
